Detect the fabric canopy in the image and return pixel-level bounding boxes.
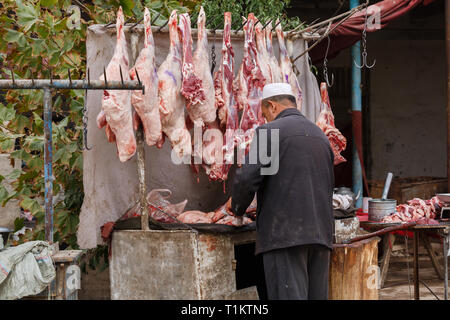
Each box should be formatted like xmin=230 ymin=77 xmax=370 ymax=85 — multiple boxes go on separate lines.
xmin=309 ymin=0 xmax=435 ymax=64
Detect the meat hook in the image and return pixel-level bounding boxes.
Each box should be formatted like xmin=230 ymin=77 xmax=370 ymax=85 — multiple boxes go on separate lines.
xmin=273 ymin=17 xmax=283 ymax=29
xmin=87 ymin=68 xmax=91 ymax=86
xmin=103 ymin=66 xmax=107 ymax=86
xmin=323 ymin=36 xmax=334 ymax=87
xmin=353 ymin=5 xmax=376 ymax=69
xmin=129 ymin=17 xmax=143 ymax=31
xmin=135 ymin=69 xmax=144 ymax=94
xmin=68 ymin=68 xmax=72 ymax=86
xmin=151 ymin=12 xmax=161 ymax=25
xmin=10 ymin=69 xmax=14 ymax=85
xmin=262 ymin=19 xmax=273 ymax=30
xmin=158 ymin=18 xmax=169 ymax=33
xmin=119 ymin=65 xmax=124 ymax=85
xmin=234 ymin=18 xmax=248 ymax=34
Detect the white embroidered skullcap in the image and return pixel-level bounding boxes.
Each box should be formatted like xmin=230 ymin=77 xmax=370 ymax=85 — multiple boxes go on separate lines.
xmin=262 ymin=83 xmax=294 ymax=100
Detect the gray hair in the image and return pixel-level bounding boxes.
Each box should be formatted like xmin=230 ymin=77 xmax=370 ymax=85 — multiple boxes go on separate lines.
xmin=262 ymin=94 xmax=296 ymax=108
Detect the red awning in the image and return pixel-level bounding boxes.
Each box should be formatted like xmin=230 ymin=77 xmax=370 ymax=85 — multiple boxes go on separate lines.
xmin=309 ymin=0 xmax=434 ymax=64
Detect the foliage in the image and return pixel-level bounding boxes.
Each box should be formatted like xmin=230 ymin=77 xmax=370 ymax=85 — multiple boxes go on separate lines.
xmin=0 ymin=0 xmax=304 ymax=271
xmin=200 ymin=0 xmax=302 ymax=31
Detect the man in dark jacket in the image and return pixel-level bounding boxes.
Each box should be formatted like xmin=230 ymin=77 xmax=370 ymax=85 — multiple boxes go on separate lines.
xmin=230 ymin=83 xmax=335 ymax=300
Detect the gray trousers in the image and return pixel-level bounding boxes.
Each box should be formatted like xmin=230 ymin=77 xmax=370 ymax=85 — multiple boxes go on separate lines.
xmin=262 ymin=244 xmax=331 ymax=300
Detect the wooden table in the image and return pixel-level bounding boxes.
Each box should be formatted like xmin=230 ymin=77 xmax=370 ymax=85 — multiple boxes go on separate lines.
xmin=360 ymin=221 xmax=450 ymax=300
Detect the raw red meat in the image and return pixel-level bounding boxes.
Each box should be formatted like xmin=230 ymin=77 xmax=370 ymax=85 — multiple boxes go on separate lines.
xmin=177 ymin=210 xmax=213 ymax=224
xmin=237 ymin=13 xmax=266 ymax=158
xmin=316 ymin=82 xmax=347 ymax=165
xmin=275 ymin=20 xmax=302 ymax=110
xmin=97 ymin=7 xmax=136 ymax=162
xmin=179 ymin=13 xmax=206 ymax=112
xmin=381 ymin=196 xmax=442 ymax=223
xmin=200 ymin=12 xmax=238 ymax=182
xmin=265 ymin=21 xmax=282 ymax=83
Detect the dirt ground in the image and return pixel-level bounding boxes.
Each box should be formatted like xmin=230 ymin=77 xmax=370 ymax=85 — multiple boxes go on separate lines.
xmin=379 ymin=240 xmax=448 ymax=300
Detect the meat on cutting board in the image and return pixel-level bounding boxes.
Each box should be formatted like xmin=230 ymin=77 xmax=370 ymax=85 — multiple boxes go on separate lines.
xmin=276 ymin=20 xmax=302 ymax=110
xmin=179 ymin=13 xmax=206 ymax=114
xmin=265 ymin=21 xmax=282 ymax=83
xmin=238 ymin=13 xmax=266 ymax=158
xmin=97 ymin=6 xmax=136 ymax=162
xmin=316 ymin=82 xmax=347 ymax=165
xmin=158 ymin=10 xmax=192 ymax=159
xmin=129 ymin=8 xmax=163 ymax=147
xmin=381 ymin=196 xmax=442 ymax=223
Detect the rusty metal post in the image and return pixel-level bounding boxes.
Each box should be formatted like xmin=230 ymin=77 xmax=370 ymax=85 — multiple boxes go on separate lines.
xmin=137 ymin=129 xmax=149 ymax=231
xmin=413 ymin=230 xmax=419 ymax=300
xmin=446 ymin=0 xmax=450 ymax=192
xmin=44 ymin=87 xmax=53 ymax=244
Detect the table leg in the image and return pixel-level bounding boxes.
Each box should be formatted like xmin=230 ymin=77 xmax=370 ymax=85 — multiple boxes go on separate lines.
xmin=421 ymin=233 xmax=444 ymax=280
xmin=414 ymin=230 xmax=420 ymax=300
xmin=444 ymin=236 xmax=448 ymax=300
xmin=380 ymin=233 xmax=395 ymax=288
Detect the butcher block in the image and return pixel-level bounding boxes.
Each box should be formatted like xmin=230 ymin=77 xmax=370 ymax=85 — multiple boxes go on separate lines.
xmin=109 ymin=229 xmax=257 ymax=300
xmin=329 ymin=237 xmax=380 ymax=300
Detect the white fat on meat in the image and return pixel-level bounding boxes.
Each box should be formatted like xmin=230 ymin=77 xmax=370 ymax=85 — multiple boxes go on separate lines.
xmin=157 ymin=10 xmax=192 ymax=159
xmin=97 ymin=6 xmax=136 ymax=162
xmin=129 ymin=8 xmax=163 ymax=147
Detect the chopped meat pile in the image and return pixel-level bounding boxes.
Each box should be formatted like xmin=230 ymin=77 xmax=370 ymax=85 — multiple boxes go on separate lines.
xmin=381 ymin=196 xmax=443 ymax=223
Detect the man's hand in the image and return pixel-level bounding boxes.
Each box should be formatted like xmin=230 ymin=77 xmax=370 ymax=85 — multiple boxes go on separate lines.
xmin=235 ymin=216 xmax=244 ymax=227
xmin=225 ymin=197 xmax=232 ymax=212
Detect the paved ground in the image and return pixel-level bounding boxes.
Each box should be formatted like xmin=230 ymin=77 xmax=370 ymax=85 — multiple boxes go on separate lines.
xmin=380 ymin=244 xmax=447 ymax=300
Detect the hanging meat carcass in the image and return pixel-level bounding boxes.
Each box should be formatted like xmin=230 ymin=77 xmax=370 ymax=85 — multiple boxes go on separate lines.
xmin=237 ymin=13 xmax=266 ymax=157
xmin=158 ymin=10 xmax=192 ymax=159
xmin=188 ymin=7 xmax=217 ymax=126
xmin=179 ymin=13 xmax=206 ymax=117
xmin=265 ymin=21 xmax=282 ymax=83
xmin=255 ymin=21 xmax=272 ymax=83
xmin=205 ymin=11 xmax=239 ymax=181
xmin=129 ymin=8 xmax=163 ymax=148
xmin=275 ymin=20 xmax=303 ymax=110
xmin=96 ymin=7 xmax=136 ymax=162
xmin=232 ymin=17 xmax=249 ymax=113
xmin=316 ymin=82 xmax=347 ymax=165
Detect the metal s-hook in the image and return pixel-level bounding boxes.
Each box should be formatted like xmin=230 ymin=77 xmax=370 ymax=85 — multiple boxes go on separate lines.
xmin=323 ymin=36 xmax=334 ymax=87
xmin=353 ymin=6 xmax=376 ymax=69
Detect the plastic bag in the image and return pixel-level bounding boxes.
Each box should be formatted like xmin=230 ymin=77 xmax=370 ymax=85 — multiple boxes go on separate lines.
xmin=120 ymin=189 xmax=187 ymax=223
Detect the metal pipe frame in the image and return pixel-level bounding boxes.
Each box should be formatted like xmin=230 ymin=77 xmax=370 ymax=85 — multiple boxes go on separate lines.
xmin=44 ymin=88 xmax=53 ymax=243
xmin=2 ymin=78 xmax=143 ymax=245
xmin=0 ymin=79 xmax=144 ymax=91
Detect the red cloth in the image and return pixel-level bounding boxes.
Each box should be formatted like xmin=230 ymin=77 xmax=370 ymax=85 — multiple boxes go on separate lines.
xmin=309 ymin=0 xmax=431 ymax=64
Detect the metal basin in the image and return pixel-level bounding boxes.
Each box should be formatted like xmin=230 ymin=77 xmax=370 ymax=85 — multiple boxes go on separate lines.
xmin=436 ymin=193 xmax=450 ymax=204
xmin=0 ymin=227 xmax=12 ymax=247
xmin=368 ymin=199 xmax=397 ymax=222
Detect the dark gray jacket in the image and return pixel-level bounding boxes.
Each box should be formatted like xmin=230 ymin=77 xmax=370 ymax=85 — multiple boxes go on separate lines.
xmin=231 ymin=108 xmax=335 ymax=254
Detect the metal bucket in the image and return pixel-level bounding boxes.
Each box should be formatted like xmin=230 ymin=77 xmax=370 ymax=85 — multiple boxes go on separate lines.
xmin=368 ymin=199 xmax=397 ymax=221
